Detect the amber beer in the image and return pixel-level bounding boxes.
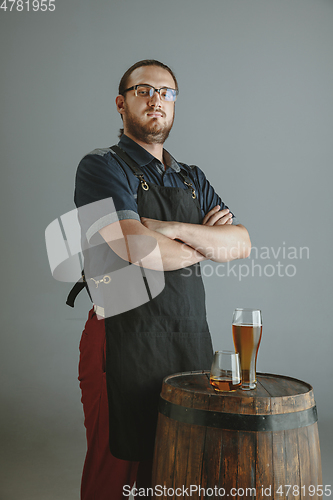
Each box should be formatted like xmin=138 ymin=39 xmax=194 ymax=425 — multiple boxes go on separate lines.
xmin=232 ymin=323 xmax=262 ymax=390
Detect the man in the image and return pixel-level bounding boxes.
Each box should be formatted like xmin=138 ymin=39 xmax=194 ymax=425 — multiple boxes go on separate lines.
xmin=73 ymin=59 xmax=251 ymax=499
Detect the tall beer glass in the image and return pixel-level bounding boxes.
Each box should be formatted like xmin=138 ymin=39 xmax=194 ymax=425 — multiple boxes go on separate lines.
xmin=232 ymin=309 xmax=262 ymax=390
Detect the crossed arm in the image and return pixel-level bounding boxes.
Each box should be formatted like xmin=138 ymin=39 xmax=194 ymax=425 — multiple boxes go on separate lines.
xmin=99 ymin=205 xmax=251 ymax=271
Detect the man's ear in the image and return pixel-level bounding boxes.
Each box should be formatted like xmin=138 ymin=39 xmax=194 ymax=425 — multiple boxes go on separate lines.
xmin=115 ymin=95 xmax=125 ymax=116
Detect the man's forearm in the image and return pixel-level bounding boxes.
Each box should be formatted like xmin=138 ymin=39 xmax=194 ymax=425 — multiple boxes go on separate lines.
xmin=172 ymin=222 xmax=251 ymax=262
xmin=127 ymin=233 xmax=206 ymax=271
xmin=141 ymin=219 xmax=251 ymax=263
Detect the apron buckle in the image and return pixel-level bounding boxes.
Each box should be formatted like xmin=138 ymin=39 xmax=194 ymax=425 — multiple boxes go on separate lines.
xmin=139 ymin=175 xmax=149 ymax=191
xmin=90 ymin=275 xmax=112 ymax=288
xmin=183 ymin=180 xmax=196 ymax=199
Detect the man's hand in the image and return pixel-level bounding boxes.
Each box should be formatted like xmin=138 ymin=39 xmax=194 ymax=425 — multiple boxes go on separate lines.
xmin=202 ymin=205 xmax=233 ymax=226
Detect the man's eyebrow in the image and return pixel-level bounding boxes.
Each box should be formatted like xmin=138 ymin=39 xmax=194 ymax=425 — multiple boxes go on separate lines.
xmin=136 ymin=83 xmax=170 ymax=88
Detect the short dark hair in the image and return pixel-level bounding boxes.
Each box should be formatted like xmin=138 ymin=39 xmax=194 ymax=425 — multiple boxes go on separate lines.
xmin=118 ymin=59 xmax=178 ymax=138
xmin=118 ymin=59 xmax=178 ymax=96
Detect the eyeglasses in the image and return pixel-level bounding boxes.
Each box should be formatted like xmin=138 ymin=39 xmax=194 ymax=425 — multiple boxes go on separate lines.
xmin=123 ymin=84 xmax=179 ymax=102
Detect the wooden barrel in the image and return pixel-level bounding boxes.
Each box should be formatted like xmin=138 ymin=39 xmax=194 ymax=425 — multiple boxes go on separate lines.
xmin=152 ymin=371 xmax=322 ymax=500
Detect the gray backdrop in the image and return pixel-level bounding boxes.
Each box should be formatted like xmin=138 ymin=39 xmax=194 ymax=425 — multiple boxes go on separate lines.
xmin=1 ymin=0 xmax=332 ymax=498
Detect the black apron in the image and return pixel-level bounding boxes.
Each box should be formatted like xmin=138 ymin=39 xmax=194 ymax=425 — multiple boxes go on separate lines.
xmin=105 ymin=147 xmax=213 ymax=461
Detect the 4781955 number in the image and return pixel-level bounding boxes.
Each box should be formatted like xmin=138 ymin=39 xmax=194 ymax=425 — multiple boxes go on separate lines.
xmin=276 ymin=485 xmax=332 ymax=497
xmin=0 ymin=0 xmax=55 ymax=11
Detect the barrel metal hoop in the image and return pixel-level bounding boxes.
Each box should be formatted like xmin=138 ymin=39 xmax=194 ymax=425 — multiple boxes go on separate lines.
xmin=158 ymin=397 xmax=318 ymax=432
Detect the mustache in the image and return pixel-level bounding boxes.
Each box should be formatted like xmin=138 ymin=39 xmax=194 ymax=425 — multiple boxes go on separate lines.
xmin=145 ymin=107 xmax=166 ymax=117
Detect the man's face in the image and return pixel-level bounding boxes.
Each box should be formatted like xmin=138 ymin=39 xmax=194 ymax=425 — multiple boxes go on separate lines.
xmin=117 ymin=66 xmax=176 ymax=145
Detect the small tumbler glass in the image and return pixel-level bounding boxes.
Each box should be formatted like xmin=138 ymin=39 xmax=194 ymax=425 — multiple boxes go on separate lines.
xmin=210 ymin=350 xmax=241 ymax=392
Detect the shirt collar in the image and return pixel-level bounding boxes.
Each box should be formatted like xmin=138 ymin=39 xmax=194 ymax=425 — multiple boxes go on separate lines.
xmin=163 ymin=150 xmax=181 ymax=173
xmin=118 ymin=134 xmax=180 ymax=173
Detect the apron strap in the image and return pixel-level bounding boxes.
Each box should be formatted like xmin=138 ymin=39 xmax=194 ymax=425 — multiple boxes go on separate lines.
xmin=178 ymin=166 xmax=197 ymax=199
xmin=66 ymin=271 xmax=92 ymax=307
xmin=111 ymin=145 xmax=144 ymax=177
xmin=111 ymin=145 xmax=149 ymax=191
xmin=177 ymin=166 xmax=193 ymax=186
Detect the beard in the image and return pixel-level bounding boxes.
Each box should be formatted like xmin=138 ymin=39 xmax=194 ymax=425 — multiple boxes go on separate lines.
xmin=123 ymin=107 xmax=174 ymax=144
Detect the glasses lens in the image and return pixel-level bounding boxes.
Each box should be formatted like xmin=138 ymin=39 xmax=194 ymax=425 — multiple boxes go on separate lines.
xmin=135 ymin=85 xmax=178 ymax=101
xmin=135 ymin=85 xmax=152 ymax=97
xmin=160 ymin=88 xmax=177 ymax=102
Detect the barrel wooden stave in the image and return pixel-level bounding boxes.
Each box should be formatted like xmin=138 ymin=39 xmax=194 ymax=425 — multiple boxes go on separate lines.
xmin=256 ymin=431 xmax=274 ymax=496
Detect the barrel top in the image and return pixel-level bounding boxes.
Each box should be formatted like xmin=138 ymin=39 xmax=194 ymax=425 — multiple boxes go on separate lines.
xmin=161 ymin=371 xmax=315 ymax=414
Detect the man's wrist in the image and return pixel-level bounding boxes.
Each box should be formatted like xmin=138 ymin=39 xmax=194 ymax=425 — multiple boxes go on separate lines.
xmin=172 ymin=221 xmax=183 ymax=240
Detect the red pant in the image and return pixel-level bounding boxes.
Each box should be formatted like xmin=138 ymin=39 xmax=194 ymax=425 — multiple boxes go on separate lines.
xmin=79 ymin=309 xmax=152 ymax=499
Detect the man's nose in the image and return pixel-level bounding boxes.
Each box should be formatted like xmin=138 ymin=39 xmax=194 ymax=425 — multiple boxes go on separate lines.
xmin=148 ymin=90 xmax=161 ymax=106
